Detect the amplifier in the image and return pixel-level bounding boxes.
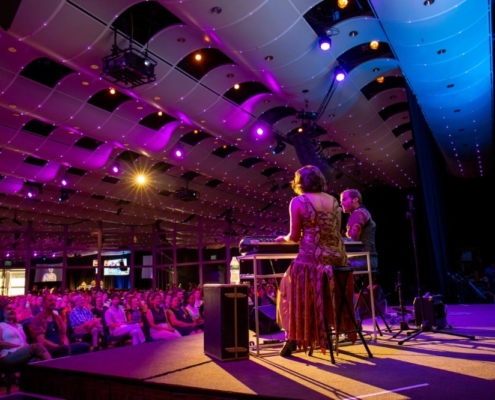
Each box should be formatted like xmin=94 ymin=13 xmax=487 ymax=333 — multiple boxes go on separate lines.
xmin=413 ymin=295 xmax=446 ymax=329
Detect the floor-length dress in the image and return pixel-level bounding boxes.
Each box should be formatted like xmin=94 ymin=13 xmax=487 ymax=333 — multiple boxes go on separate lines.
xmin=277 ymin=194 xmax=356 ymax=354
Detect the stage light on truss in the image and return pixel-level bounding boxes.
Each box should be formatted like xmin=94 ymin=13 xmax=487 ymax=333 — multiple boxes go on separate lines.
xmin=61 ymin=175 xmax=68 ymax=186
xmin=319 ymin=37 xmax=332 ymax=51
xmin=256 ymin=127 xmax=265 ymax=136
xmin=272 ymin=140 xmax=286 ymax=155
xmin=335 ymin=67 xmax=346 ymax=82
xmin=110 ymin=160 xmax=121 ymax=175
xmin=173 ymin=142 xmax=185 ymax=159
xmin=58 ymin=189 xmax=70 ymax=202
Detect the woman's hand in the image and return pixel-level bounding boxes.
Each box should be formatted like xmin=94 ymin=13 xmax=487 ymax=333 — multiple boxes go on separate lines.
xmin=275 ymin=236 xmax=287 ymax=243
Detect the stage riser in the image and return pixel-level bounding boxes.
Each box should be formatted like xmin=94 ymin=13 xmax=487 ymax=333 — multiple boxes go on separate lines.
xmin=22 ymin=367 xmax=271 ymax=400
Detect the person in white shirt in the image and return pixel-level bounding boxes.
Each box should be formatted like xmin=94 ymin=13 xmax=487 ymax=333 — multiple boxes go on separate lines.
xmin=0 ymin=300 xmax=51 ymax=366
xmin=104 ymin=294 xmax=145 ymax=345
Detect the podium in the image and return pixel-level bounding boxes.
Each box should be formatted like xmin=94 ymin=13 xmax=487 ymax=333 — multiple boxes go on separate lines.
xmin=203 ymin=284 xmax=249 ymax=361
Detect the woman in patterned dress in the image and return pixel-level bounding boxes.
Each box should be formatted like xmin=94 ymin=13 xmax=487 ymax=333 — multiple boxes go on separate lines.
xmin=275 ymin=165 xmax=355 ymax=356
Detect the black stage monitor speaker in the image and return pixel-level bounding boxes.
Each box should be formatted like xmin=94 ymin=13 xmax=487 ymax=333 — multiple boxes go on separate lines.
xmin=413 ymin=295 xmax=446 ymax=329
xmin=250 ymin=304 xmax=281 ymax=334
xmin=203 ymin=284 xmax=249 ymax=361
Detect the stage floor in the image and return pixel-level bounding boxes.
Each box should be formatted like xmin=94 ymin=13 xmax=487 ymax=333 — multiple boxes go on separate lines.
xmin=18 ymin=303 xmax=495 ymax=400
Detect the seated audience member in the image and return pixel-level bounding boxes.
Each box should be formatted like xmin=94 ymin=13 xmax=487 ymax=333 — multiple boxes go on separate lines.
xmin=265 ymin=283 xmax=276 ymax=301
xmin=193 ymin=288 xmax=203 ymax=309
xmin=176 ymin=290 xmax=185 ymax=306
xmin=15 ymin=296 xmax=33 ymax=327
xmin=54 ymin=297 xmax=65 ymax=317
xmin=0 ymin=300 xmax=52 ymax=367
xmin=163 ymin=294 xmax=172 ymax=311
xmin=184 ymin=293 xmax=204 ymax=330
xmin=167 ymin=296 xmax=203 ymax=336
xmin=30 ymin=296 xmax=43 ymax=317
xmin=126 ymin=297 xmax=144 ymax=327
xmin=30 ymin=294 xmax=90 ymax=358
xmin=146 ymin=293 xmax=181 ymax=341
xmin=105 ymin=294 xmax=145 ymax=345
xmin=69 ymin=295 xmax=104 ymax=351
xmin=91 ymin=296 xmax=108 ymax=319
xmin=257 ymin=286 xmax=275 ymax=306
xmin=101 ymin=292 xmax=110 ymax=308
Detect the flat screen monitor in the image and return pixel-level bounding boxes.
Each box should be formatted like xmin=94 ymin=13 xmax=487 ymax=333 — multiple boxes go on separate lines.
xmin=103 ymin=258 xmax=129 ymax=276
xmin=34 ymin=267 xmax=62 ymax=283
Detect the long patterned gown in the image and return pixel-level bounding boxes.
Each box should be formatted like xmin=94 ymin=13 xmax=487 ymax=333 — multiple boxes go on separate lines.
xmin=277 ymin=194 xmax=357 ymax=354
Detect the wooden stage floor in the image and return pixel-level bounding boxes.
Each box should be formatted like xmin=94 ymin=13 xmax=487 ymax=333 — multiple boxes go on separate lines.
xmin=13 ymin=303 xmax=495 ymax=400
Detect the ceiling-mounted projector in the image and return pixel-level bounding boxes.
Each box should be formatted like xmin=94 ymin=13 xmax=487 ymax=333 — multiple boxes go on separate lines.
xmin=101 ymin=45 xmax=156 ymax=89
xmin=173 ymin=188 xmax=200 ymax=202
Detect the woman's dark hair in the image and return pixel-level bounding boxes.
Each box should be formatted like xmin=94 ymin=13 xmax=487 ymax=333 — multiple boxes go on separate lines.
xmin=0 ymin=299 xmax=13 ymax=323
xmin=149 ymin=292 xmax=161 ymax=303
xmin=110 ymin=293 xmax=121 ymax=301
xmin=291 ymin=165 xmax=327 ymax=195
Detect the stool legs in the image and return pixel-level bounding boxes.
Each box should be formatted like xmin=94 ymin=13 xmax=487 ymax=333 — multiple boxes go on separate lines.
xmin=308 ymin=268 xmax=373 ymax=363
xmin=333 ymin=268 xmax=373 ymax=360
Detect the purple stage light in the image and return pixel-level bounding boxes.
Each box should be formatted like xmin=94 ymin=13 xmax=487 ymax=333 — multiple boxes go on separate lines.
xmin=319 ymin=37 xmax=331 ymax=51
xmin=335 ymin=67 xmax=346 ymax=82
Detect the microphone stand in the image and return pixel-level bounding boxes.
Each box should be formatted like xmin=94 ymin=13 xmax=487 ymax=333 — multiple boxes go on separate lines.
xmin=398 ymin=195 xmax=475 ymax=345
xmin=391 ymin=271 xmax=412 ymax=338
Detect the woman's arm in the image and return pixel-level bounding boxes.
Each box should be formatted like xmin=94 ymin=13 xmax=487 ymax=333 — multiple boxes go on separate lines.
xmin=276 ymin=197 xmax=302 ymax=243
xmin=167 ymin=309 xmax=195 ymax=328
xmin=146 ymin=309 xmax=174 ymax=331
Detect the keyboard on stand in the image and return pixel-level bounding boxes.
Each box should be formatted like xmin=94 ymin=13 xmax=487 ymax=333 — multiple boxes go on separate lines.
xmin=239 ymin=236 xmax=363 ymax=255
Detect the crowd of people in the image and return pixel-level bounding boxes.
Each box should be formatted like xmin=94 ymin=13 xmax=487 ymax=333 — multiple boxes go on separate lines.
xmin=0 ymin=280 xmax=282 ymax=369
xmin=0 ymin=285 xmax=206 ymax=371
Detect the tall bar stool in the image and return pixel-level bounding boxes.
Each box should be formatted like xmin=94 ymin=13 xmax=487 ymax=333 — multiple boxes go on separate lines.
xmin=310 ymin=267 xmax=373 ymax=364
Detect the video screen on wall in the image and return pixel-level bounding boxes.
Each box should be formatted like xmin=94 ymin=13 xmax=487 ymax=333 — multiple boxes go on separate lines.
xmin=93 ymin=258 xmax=129 ymax=276
xmin=34 ymin=267 xmax=62 ymax=283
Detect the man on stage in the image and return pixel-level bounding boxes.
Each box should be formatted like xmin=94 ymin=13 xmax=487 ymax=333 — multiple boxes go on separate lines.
xmin=340 ymin=189 xmax=378 ymax=273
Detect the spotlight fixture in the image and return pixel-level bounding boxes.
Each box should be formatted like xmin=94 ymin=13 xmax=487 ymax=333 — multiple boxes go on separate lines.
xmin=334 ymin=66 xmax=346 ymax=82
xmin=24 ymin=181 xmax=44 ymax=197
xmin=369 ymin=40 xmax=379 ymax=50
xmin=272 ymin=140 xmax=286 ymax=155
xmin=116 ymin=207 xmax=123 ymax=216
xmin=319 ymin=37 xmax=332 ymax=51
xmin=173 ymin=142 xmax=185 ymax=159
xmin=61 ymin=175 xmax=68 ymax=186
xmin=58 ymin=189 xmax=70 ymax=202
xmin=110 ymin=160 xmax=121 ymax=175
